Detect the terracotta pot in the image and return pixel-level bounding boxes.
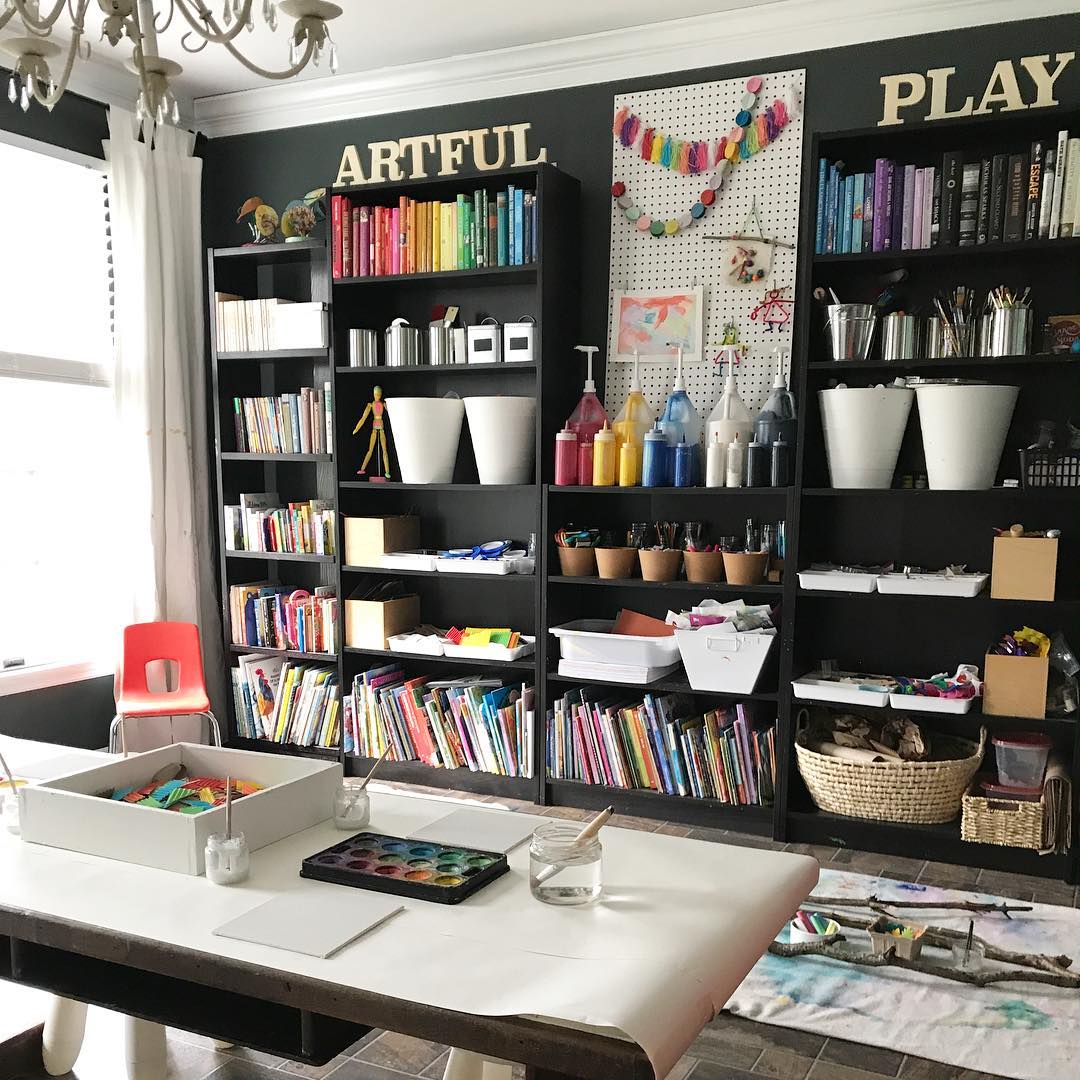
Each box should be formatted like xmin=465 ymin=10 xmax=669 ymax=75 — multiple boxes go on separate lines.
xmin=557 ymin=546 xmax=597 ymax=577
xmin=683 ymin=550 xmax=726 ymax=583
xmin=638 ymin=548 xmax=682 ymax=582
xmin=595 ymin=547 xmax=639 ymax=580
xmin=722 ymin=551 xmax=769 ymax=586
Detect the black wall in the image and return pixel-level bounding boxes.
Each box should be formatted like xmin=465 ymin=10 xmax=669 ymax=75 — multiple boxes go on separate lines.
xmin=1 ymin=85 xmax=113 ymax=749
xmin=202 ymin=13 xmax=1080 ymax=364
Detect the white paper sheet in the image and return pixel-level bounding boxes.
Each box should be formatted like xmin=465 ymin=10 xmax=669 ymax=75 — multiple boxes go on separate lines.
xmin=213 ymin=884 xmax=403 ymax=958
xmin=410 ymin=808 xmax=543 ymax=853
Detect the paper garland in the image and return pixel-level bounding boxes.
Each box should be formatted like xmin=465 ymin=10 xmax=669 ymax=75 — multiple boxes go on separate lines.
xmin=611 ymin=76 xmax=791 ymax=236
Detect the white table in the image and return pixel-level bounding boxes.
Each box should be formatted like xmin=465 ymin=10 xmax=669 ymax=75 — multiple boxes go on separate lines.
xmin=0 ymin=736 xmax=817 ymax=1079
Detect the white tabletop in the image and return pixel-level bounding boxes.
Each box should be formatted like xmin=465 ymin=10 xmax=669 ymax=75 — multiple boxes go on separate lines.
xmin=0 ymin=737 xmax=817 ymax=1077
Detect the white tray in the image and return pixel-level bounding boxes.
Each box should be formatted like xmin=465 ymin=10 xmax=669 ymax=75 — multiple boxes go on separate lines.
xmin=436 ymin=558 xmax=511 ymax=575
xmin=379 ymin=551 xmax=441 ymax=572
xmin=550 ymin=620 xmax=682 ymax=668
xmin=387 ymin=632 xmax=445 ymax=655
xmin=443 ymin=636 xmax=536 ymax=662
xmin=799 ymin=571 xmax=878 ymax=593
xmin=876 ymin=573 xmax=988 ymax=597
xmin=791 ymin=674 xmax=894 ymax=707
xmin=888 ymin=692 xmax=975 ymax=714
xmin=557 ymin=658 xmax=680 ymax=685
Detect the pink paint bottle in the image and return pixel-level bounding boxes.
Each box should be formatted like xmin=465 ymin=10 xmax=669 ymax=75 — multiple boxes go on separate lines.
xmin=554 ymin=426 xmax=578 ymax=486
xmin=577 ymin=439 xmax=594 ymax=488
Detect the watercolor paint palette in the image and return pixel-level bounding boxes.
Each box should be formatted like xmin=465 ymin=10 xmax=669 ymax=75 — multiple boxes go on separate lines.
xmin=299 ymin=831 xmax=509 ymax=905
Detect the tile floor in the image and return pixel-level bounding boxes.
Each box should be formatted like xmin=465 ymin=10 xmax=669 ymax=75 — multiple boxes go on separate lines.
xmin=9 ymin=783 xmax=1077 ymax=1080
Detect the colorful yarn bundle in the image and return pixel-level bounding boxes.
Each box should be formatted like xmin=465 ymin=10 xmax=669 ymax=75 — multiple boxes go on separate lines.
xmin=109 ymin=776 xmax=262 ymax=814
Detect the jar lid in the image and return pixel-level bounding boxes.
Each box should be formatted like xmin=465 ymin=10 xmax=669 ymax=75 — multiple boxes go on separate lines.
xmin=992 ymin=732 xmax=1052 ymax=749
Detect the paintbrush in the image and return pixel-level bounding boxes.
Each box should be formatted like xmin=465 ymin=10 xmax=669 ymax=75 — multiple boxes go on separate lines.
xmin=534 ymin=805 xmax=613 ymax=886
xmin=225 ymin=775 xmax=233 ymax=842
xmin=340 ymin=745 xmax=391 ymax=820
xmin=963 ymin=918 xmax=974 ymax=966
xmin=0 ymin=750 xmax=21 ymax=799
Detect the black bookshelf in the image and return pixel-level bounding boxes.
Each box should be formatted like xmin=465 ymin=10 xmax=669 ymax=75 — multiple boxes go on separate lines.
xmin=784 ymin=107 xmax=1080 ymax=884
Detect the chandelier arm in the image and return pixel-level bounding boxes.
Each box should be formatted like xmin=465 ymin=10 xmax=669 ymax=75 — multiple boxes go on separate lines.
xmin=155 ymin=0 xmax=177 ymax=34
xmin=220 ymin=31 xmax=316 ymax=80
xmin=179 ymin=30 xmax=210 ymax=54
xmin=30 ymin=21 xmax=85 ymax=109
xmin=0 ymin=9 xmax=14 ymax=32
xmin=172 ymin=0 xmax=255 ymax=45
xmin=9 ymin=0 xmax=70 ymax=31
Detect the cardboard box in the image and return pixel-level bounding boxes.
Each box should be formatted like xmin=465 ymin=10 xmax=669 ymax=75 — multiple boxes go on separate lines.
xmin=344 ymin=515 xmax=420 ymax=568
xmin=982 ymin=652 xmax=1049 ymax=719
xmin=991 ymin=536 xmax=1057 ymax=601
xmin=19 ymin=743 xmax=341 ymax=875
xmin=345 ymin=593 xmax=420 ymax=649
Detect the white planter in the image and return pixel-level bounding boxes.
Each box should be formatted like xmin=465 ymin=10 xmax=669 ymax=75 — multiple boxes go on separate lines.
xmin=915 ymin=384 xmax=1019 ymax=490
xmin=465 ymin=396 xmax=536 ymax=484
xmin=385 ymin=395 xmax=464 ymax=484
xmin=819 ymin=386 xmax=913 ymax=489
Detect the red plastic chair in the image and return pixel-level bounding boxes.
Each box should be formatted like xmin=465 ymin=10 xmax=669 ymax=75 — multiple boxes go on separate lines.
xmin=109 ymin=622 xmax=222 ymax=754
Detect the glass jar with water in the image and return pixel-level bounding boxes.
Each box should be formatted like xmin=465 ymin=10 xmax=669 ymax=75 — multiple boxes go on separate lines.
xmin=529 ymin=821 xmax=603 ymax=905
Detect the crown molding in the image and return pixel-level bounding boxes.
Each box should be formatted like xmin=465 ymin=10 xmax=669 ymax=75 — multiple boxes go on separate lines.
xmin=192 ymin=0 xmax=1077 ymax=139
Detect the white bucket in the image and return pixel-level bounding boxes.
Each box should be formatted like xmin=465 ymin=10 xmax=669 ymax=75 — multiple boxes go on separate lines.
xmin=819 ymin=386 xmax=913 ymax=489
xmin=464 ymin=396 xmax=536 ymax=485
xmin=915 ymin=384 xmax=1019 ymax=489
xmin=385 ymin=395 xmax=464 ymax=484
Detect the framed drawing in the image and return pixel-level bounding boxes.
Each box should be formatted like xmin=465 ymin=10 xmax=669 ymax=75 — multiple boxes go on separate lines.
xmin=610 ymin=285 xmax=705 ymax=363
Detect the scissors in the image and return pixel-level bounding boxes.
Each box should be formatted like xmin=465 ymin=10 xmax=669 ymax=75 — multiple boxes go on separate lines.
xmin=438 ymin=540 xmax=524 ymax=560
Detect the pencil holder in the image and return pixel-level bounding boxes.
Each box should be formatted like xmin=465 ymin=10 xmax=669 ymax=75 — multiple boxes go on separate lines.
xmin=683 ymin=550 xmax=726 ymax=583
xmin=722 ymin=551 xmax=769 ymax=585
xmin=557 ymin=547 xmax=597 ymax=577
xmin=333 ymin=784 xmax=371 ymax=830
xmin=205 ymin=832 xmax=250 ymax=885
xmin=639 ymin=549 xmax=682 ymax=582
xmin=595 ymin=547 xmax=638 ymax=579
xmin=2 ymin=791 xmax=20 ymax=836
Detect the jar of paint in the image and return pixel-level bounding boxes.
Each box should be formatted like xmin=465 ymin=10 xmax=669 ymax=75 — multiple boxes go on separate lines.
xmin=333 ymin=783 xmax=371 ymax=831
xmin=2 ymin=791 xmax=20 ymax=836
xmin=617 ymin=440 xmax=638 ymax=487
xmin=529 ymin=821 xmax=602 ymax=906
xmin=577 ymin=439 xmax=594 ymax=488
xmin=205 ymin=832 xmax=250 ymax=885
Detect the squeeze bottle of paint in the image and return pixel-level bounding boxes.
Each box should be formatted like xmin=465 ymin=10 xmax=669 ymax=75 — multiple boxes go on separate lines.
xmin=705 ymin=431 xmax=726 ymax=488
xmin=746 ymin=436 xmax=772 ymax=488
xmin=554 ymin=426 xmax=578 ymax=486
xmin=592 ymin=422 xmax=616 ymax=486
xmin=612 ymin=351 xmax=655 ymax=485
xmin=566 ymin=345 xmax=609 ymax=443
xmin=672 ymin=438 xmax=696 ymax=488
xmin=658 ymin=346 xmax=702 ymax=484
xmin=725 ymin=431 xmax=746 ymax=488
xmin=577 ymin=439 xmax=594 ymax=488
xmin=754 ymin=348 xmax=797 ymax=450
xmin=641 ymin=422 xmax=668 ymax=487
xmin=618 ymin=439 xmax=637 ymax=486
xmin=706 ymin=365 xmax=753 ymax=460
xmin=771 ymin=432 xmax=792 ymax=487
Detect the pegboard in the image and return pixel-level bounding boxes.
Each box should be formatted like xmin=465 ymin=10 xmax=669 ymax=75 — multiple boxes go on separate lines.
xmin=604 ymin=69 xmax=806 ymax=418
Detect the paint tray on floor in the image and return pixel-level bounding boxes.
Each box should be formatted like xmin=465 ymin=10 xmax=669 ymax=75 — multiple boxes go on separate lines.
xmin=300 ymin=831 xmax=509 ymax=905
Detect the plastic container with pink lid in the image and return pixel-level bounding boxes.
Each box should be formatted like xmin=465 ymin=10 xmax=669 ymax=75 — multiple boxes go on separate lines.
xmin=992 ymin=732 xmax=1052 ymax=790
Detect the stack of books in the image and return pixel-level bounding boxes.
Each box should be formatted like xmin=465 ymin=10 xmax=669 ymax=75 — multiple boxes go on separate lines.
xmin=229 ymin=582 xmax=338 ymax=655
xmin=547 ymin=688 xmax=776 ymax=804
xmin=231 ymin=652 xmax=339 ymax=748
xmin=214 ymin=295 xmax=328 ymax=351
xmin=332 ymin=184 xmax=538 ymax=279
xmin=343 ymin=663 xmax=534 ymax=777
xmin=232 ymin=385 xmax=332 ymax=455
xmin=223 ymin=493 xmax=334 ymax=556
xmin=816 ymin=131 xmax=1080 ymax=254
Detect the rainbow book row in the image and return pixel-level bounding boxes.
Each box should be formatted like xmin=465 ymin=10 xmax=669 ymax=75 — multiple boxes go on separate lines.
xmin=231 ymin=654 xmax=340 ymax=748
xmin=228 ymin=583 xmax=338 ymax=656
xmin=332 ymin=186 xmax=538 ymax=278
xmin=343 ymin=663 xmax=535 ymax=778
xmin=547 ymin=689 xmax=776 ymax=805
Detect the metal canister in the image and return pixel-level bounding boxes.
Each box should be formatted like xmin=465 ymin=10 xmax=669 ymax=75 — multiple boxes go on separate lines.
xmin=428 ymin=325 xmax=454 ymax=366
xmin=348 ymin=328 xmax=378 ymax=367
xmin=880 ymin=314 xmax=918 ymax=361
xmin=385 ymin=317 xmax=422 ymax=367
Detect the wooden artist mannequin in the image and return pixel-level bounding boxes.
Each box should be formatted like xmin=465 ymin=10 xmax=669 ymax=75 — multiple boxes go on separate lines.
xmin=353 ymin=385 xmax=391 ymax=479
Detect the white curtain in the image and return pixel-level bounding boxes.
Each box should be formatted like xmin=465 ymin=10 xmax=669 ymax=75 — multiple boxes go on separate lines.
xmin=105 ymin=108 xmax=224 ymax=748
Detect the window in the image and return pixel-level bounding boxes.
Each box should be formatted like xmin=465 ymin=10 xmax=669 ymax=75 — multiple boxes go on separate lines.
xmin=0 ymin=134 xmax=125 ymax=677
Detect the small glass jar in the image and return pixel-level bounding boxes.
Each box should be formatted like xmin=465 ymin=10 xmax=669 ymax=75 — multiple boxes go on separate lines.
xmin=529 ymin=822 xmax=602 ymax=906
xmin=205 ymin=832 xmax=250 ymax=885
xmin=333 ymin=784 xmax=370 ymax=831
xmin=2 ymin=791 xmax=21 ymax=836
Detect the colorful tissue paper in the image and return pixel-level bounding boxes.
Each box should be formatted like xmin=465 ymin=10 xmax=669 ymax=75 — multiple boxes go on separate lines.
xmin=108 ymin=777 xmax=262 ymax=814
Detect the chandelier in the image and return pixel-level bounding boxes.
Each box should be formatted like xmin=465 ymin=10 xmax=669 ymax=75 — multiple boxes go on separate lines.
xmin=0 ymin=0 xmax=342 ymax=126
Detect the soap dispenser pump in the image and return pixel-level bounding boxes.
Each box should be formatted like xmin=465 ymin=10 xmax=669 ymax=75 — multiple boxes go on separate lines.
xmin=566 ymin=345 xmax=609 ymax=445
xmin=658 ymin=344 xmax=702 ymax=484
xmin=612 ymin=350 xmax=656 ymax=485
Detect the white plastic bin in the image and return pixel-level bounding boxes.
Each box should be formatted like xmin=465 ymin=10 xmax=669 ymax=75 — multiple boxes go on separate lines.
xmin=549 ymin=620 xmax=681 ymax=668
xmin=385 ymin=395 xmax=464 ymax=484
xmin=876 ymin=573 xmax=988 ymax=597
xmin=798 ymin=570 xmax=878 ymax=593
xmin=819 ymin=385 xmax=913 ymax=489
xmin=675 ymin=626 xmax=776 ymax=693
xmin=465 ymin=396 xmax=536 ymax=484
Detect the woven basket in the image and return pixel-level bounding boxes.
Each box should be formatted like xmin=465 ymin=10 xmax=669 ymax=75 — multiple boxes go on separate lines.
xmin=795 ymin=723 xmax=986 ymax=824
xmin=961 ymin=782 xmax=1045 ymax=850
